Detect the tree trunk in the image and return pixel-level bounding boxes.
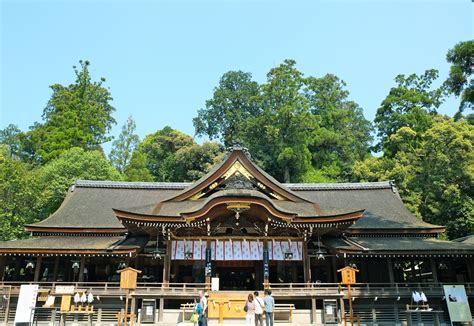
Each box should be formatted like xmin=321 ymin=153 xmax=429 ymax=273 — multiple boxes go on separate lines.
xmin=284 ymin=165 xmax=290 ymax=183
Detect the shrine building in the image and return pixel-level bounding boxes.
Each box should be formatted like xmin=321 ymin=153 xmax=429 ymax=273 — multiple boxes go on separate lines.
xmin=0 ymin=146 xmax=472 ymax=325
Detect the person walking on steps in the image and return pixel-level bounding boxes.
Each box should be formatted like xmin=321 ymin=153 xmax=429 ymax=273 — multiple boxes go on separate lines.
xmin=244 ymin=293 xmax=256 ymax=326
xmin=264 ymin=289 xmax=275 ymax=326
xmin=254 ymin=291 xmax=265 ymax=326
xmin=199 ymin=290 xmax=208 ymax=326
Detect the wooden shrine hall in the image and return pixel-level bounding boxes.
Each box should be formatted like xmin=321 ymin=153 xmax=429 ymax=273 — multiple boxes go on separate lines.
xmin=0 ymin=146 xmax=473 ymax=325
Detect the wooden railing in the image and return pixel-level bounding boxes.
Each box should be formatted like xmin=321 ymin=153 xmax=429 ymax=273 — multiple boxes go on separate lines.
xmin=0 ymin=281 xmax=472 ymax=298
xmin=268 ymin=282 xmax=474 ymax=298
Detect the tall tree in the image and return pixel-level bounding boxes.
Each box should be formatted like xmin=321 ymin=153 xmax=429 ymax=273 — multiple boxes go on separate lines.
xmin=305 ymin=74 xmax=372 ymax=180
xmin=109 ymin=116 xmax=140 ymax=173
xmin=444 ymin=40 xmax=474 ymax=120
xmin=374 ymin=69 xmax=444 ymax=155
xmin=193 ymin=71 xmax=260 ymax=147
xmin=247 ymin=59 xmax=316 ymax=182
xmin=0 ymin=146 xmax=39 ymax=240
xmin=23 ymin=60 xmax=116 ymax=162
xmin=0 ymin=124 xmax=22 ymax=158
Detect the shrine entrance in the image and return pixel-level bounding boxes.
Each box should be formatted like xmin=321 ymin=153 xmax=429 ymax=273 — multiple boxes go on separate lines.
xmin=214 ymin=260 xmax=263 ymax=290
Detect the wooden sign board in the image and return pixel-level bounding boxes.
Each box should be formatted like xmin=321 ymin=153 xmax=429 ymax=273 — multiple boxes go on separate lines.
xmin=118 ymin=267 xmax=142 ymax=289
xmin=337 ymin=266 xmax=359 ymax=285
xmin=55 ymin=285 xmax=75 ymax=294
xmin=60 ymin=295 xmax=71 ymax=312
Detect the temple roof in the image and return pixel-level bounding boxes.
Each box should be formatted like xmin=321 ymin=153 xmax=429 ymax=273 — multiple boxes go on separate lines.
xmin=326 ymin=236 xmax=474 ymax=255
xmin=25 ymin=179 xmax=442 ymax=235
xmin=25 ymin=148 xmax=443 ymax=235
xmin=0 ymin=235 xmax=146 ymax=256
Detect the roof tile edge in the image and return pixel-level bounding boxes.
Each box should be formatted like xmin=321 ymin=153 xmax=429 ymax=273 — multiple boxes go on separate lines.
xmin=74 ymin=180 xmax=392 ymax=191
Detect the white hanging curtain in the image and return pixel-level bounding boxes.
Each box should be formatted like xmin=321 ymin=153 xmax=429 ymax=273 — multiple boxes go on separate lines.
xmin=170 ymin=240 xmax=303 ymax=261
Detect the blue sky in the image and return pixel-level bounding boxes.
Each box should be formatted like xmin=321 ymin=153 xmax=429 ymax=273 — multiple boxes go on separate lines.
xmin=1 ymin=0 xmax=472 ymax=153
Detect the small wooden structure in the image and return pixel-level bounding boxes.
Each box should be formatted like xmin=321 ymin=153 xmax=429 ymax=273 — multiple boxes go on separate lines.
xmin=117 ymin=267 xmax=141 ymax=326
xmin=118 ymin=267 xmax=142 ymax=289
xmin=338 ymin=266 xmax=359 ymax=326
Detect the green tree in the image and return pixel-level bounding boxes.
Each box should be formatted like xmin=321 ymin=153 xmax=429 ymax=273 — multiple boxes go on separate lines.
xmin=354 ymin=117 xmax=474 ymax=239
xmin=164 ymin=142 xmax=224 ymax=182
xmin=414 ymin=118 xmax=473 ymax=238
xmin=0 ymin=146 xmax=39 ymax=240
xmin=444 ymin=40 xmax=474 ymax=120
xmin=305 ymin=74 xmax=372 ymax=180
xmin=374 ymin=69 xmax=444 ymax=155
xmin=23 ymin=60 xmax=116 ymax=162
xmin=109 ymin=116 xmax=140 ymax=173
xmin=124 ymin=151 xmax=154 ymax=182
xmin=35 ymin=147 xmax=121 ymax=219
xmin=193 ymin=71 xmax=260 ymax=147
xmin=246 ymin=59 xmax=317 ymax=182
xmin=0 ymin=124 xmax=23 ymax=158
xmin=137 ymin=126 xmax=194 ymax=181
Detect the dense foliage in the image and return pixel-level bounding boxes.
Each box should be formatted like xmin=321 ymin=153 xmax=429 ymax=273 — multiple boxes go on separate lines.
xmin=1 ymin=41 xmax=473 ymax=240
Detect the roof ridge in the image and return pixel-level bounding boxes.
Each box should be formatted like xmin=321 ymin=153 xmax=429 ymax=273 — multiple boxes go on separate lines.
xmin=285 ymin=181 xmax=392 ymax=191
xmin=74 ymin=180 xmax=393 ymax=191
xmin=74 ymin=180 xmax=191 ymax=190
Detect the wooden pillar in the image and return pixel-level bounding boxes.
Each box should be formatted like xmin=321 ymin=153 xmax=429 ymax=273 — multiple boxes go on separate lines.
xmin=0 ymin=256 xmax=6 ymax=281
xmin=263 ymin=240 xmax=269 ymax=288
xmin=466 ymin=258 xmax=474 ymax=282
xmin=158 ymin=296 xmax=164 ymax=322
xmin=13 ymin=259 xmax=21 ymax=280
xmin=78 ymin=257 xmax=86 ymax=282
xmin=159 ymin=240 xmax=172 ymax=322
xmin=52 ymin=257 xmax=60 ymax=281
xmin=387 ymin=258 xmax=395 ymax=284
xmin=430 ymin=258 xmax=439 ymax=284
xmin=163 ymin=240 xmax=171 ymax=286
xmin=34 ymin=256 xmax=43 ymax=282
xmin=303 ymin=241 xmax=311 ymax=283
xmin=331 ymin=256 xmax=338 ymax=282
xmin=311 ymin=298 xmax=317 ymax=324
xmin=205 ymin=240 xmax=211 ymax=288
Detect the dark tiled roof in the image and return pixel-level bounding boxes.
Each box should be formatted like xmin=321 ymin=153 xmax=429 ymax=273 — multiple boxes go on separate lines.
xmin=0 ymin=236 xmax=125 ymax=250
xmin=327 ymin=236 xmax=474 ymax=253
xmin=126 ymin=189 xmax=355 ymax=218
xmin=28 ymin=179 xmax=441 ymax=232
xmin=29 ymin=186 xmax=181 ymax=229
xmin=453 ymin=235 xmax=474 ymax=244
xmin=298 ymin=188 xmax=439 ymax=230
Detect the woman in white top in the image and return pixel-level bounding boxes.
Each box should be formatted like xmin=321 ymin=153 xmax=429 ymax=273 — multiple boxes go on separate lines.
xmin=245 ymin=293 xmax=256 ymax=326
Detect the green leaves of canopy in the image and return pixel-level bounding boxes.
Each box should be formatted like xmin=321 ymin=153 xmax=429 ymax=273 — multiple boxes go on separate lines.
xmin=21 ymin=60 xmax=116 ymax=163
xmin=444 ymin=40 xmax=474 ymax=120
xmin=194 ymin=59 xmax=373 ymax=183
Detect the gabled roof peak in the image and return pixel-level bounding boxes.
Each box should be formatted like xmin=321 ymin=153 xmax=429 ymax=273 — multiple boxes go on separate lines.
xmin=164 ymin=148 xmax=311 ymax=203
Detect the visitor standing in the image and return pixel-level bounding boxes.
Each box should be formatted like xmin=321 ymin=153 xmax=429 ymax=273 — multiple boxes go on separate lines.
xmin=199 ymin=290 xmax=208 ymax=326
xmin=254 ymin=291 xmax=265 ymax=326
xmin=264 ymin=289 xmax=275 ymax=326
xmin=192 ymin=298 xmax=203 ymax=326
xmin=245 ymin=293 xmax=256 ymax=326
